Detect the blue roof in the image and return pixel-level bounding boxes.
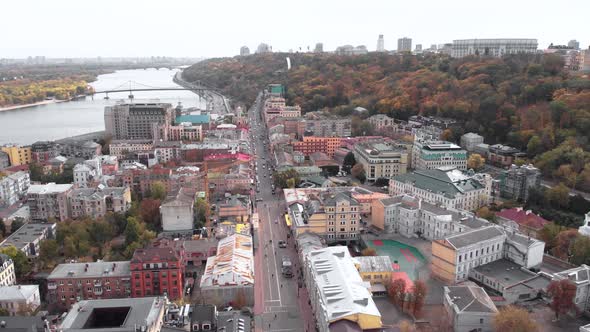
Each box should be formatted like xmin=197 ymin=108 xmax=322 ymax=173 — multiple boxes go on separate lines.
xmin=176 ymin=114 xmax=210 ymax=125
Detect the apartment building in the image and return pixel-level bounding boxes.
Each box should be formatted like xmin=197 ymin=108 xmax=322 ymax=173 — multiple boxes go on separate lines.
xmin=58 ymin=140 xmax=101 ymax=160
xmin=26 ymin=183 xmax=73 ymax=221
xmin=154 ymin=122 xmax=202 ymax=142
xmin=303 ymin=111 xmax=352 ymax=137
xmin=0 ymin=285 xmax=40 ymax=316
xmin=0 ymin=222 xmax=56 ymax=257
xmin=0 ymin=171 xmax=30 ymax=207
xmin=552 ymin=265 xmax=590 ymax=315
xmin=104 ymin=102 xmax=174 ymax=140
xmin=1 ymin=145 xmax=31 ymax=166
xmin=0 ymin=151 xmax=9 ymax=169
xmin=355 ymin=256 xmax=394 ymax=288
xmin=30 ymin=141 xmax=60 ymax=163
xmin=160 ymin=187 xmax=197 ymax=233
xmin=389 ymin=167 xmax=492 ymax=211
xmin=304 ymin=246 xmax=382 ymax=331
xmin=285 ymin=188 xmax=362 ymax=243
xmin=488 ymin=144 xmax=525 ymax=167
xmin=0 ymin=254 xmax=15 ymax=287
xmin=73 ymin=158 xmax=103 ymax=188
xmin=371 ymin=195 xmax=489 ymax=239
xmin=496 ymin=207 xmax=549 ymax=239
xmin=353 ymin=140 xmax=408 ymax=181
xmin=68 ymin=187 xmax=131 ymax=219
xmin=451 ymin=39 xmax=538 ymax=58
xmin=47 ymin=261 xmax=132 ymax=309
xmin=116 ymin=166 xmax=172 ymax=197
xmin=130 ymin=247 xmax=184 ymax=300
xmin=108 ymin=140 xmax=154 ymax=158
xmin=499 ymin=164 xmax=540 ymax=202
xmin=412 ymin=138 xmax=467 ymax=170
xmin=292 ymin=136 xmax=343 ymax=158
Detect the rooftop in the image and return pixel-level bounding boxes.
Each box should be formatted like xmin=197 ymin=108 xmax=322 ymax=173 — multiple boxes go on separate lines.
xmin=131 ymin=247 xmax=180 ymax=263
xmin=308 ymin=246 xmax=381 ymax=326
xmin=48 ymin=261 xmax=131 ymax=279
xmin=27 ymin=183 xmax=72 ymax=195
xmin=175 ymin=114 xmax=210 ymax=125
xmin=0 ymin=285 xmax=38 ymax=301
xmin=0 ymin=316 xmax=46 ymax=332
xmin=60 ymin=297 xmax=166 ymax=332
xmin=496 ymin=208 xmax=549 ymax=230
xmin=355 ymin=256 xmax=393 ymax=273
xmin=473 ymin=259 xmax=537 ymax=286
xmin=1 ymin=222 xmax=55 ymax=252
xmin=393 ymin=167 xmax=485 ymax=199
xmin=445 ymin=226 xmax=505 ymax=249
xmin=200 ymin=234 xmax=254 ymax=288
xmin=444 ymin=285 xmax=498 ymax=314
xmin=217 ymin=311 xmax=251 ymax=332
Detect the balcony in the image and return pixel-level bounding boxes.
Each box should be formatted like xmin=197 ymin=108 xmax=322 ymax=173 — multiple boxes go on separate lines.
xmin=93 ymin=281 xmax=102 ymax=287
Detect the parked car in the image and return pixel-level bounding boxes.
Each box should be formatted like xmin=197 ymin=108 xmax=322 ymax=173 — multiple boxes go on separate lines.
xmin=278 ymin=240 xmax=287 ymax=248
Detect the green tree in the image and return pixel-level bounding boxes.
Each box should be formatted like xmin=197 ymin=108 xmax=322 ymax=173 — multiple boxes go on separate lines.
xmin=63 ymin=236 xmax=77 ymax=258
xmin=342 ymin=152 xmax=356 ymax=174
xmin=125 ymin=217 xmax=141 ymax=245
xmin=150 ymin=181 xmax=167 ymax=200
xmin=527 ymin=135 xmax=543 ymax=156
xmin=273 ymin=169 xmax=301 ymax=189
xmin=351 ymin=163 xmax=366 ymax=183
xmin=10 ymin=217 xmax=25 ymax=234
xmin=571 ymin=235 xmax=590 ymax=265
xmin=39 ymin=239 xmax=59 ymax=269
xmin=545 ymin=183 xmax=570 ymax=208
xmin=0 ymin=218 xmax=6 ymax=237
xmin=539 ymin=223 xmax=566 ymax=250
xmin=194 ymin=197 xmax=208 ymax=229
xmin=0 ymin=245 xmax=30 ymax=278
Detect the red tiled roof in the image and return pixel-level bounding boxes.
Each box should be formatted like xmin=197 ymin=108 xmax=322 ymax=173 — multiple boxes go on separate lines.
xmin=496 ymin=208 xmax=549 ymax=230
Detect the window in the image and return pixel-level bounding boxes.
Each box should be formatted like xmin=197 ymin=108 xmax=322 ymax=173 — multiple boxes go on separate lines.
xmin=480 ymin=319 xmax=484 ymax=324
xmin=193 ymin=324 xmax=199 ymax=331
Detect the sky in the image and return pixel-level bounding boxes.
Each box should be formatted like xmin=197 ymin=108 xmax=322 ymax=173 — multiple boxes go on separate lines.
xmin=2 ymin=0 xmax=589 ymax=59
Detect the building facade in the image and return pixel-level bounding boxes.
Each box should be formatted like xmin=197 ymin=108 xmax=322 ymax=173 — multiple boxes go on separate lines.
xmin=0 ymin=254 xmax=16 ymax=287
xmin=1 ymin=145 xmax=31 ymax=166
xmin=367 ymin=114 xmax=395 ymax=131
xmin=292 ymin=136 xmax=343 ymax=158
xmin=160 ymin=187 xmax=196 ymax=232
xmin=460 ymin=133 xmax=484 ymax=152
xmin=0 ymin=171 xmax=30 ymax=207
xmin=68 ymin=187 xmax=131 ymax=219
xmin=105 ymin=102 xmax=174 ymax=140
xmin=303 ymin=111 xmax=352 ymax=137
xmin=443 ymin=285 xmax=498 ymax=332
xmin=0 ymin=285 xmax=40 ymax=316
xmin=47 ymin=261 xmax=131 ymax=309
xmin=412 ymin=139 xmax=467 ymax=170
xmin=451 ymin=39 xmax=538 ymax=58
xmin=130 ymin=248 xmax=184 ymax=300
xmin=353 ymin=140 xmax=408 ymax=181
xmin=0 ymin=222 xmax=56 ymax=257
xmin=397 ymin=37 xmax=412 ymax=52
xmin=499 ymin=164 xmax=540 ymax=202
xmin=26 ymin=183 xmax=73 ymax=221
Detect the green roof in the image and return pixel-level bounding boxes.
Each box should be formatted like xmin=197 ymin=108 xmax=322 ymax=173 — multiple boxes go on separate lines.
xmin=176 ymin=114 xmax=210 ymax=125
xmin=393 ymin=168 xmax=484 ymax=199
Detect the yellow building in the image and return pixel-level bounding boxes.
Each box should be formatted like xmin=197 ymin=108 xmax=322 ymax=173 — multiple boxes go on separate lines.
xmin=355 ymin=256 xmax=394 ymax=286
xmin=1 ymin=145 xmax=32 ymax=166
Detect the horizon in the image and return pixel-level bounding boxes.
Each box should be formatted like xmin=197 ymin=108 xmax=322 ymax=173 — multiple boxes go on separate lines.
xmin=2 ymin=0 xmax=589 ymax=58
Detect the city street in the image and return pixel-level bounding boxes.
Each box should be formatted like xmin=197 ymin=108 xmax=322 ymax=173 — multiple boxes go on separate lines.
xmin=249 ymin=94 xmax=310 ymax=331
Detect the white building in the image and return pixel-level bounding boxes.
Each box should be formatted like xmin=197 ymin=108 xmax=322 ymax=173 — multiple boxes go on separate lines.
xmin=451 ymin=39 xmax=538 ymax=58
xmin=578 ymin=212 xmax=590 ymax=237
xmin=160 ymin=187 xmax=196 ymax=233
xmin=389 ymin=167 xmax=492 ymax=211
xmin=443 ymin=285 xmax=498 ymax=332
xmin=367 ymin=114 xmax=395 ymax=131
xmin=412 ymin=138 xmax=468 ymax=170
xmin=0 ymin=171 xmax=30 ymax=207
xmin=73 ymin=158 xmax=102 ymax=188
xmin=0 ymin=254 xmax=16 ymax=287
xmin=304 ymin=246 xmax=382 ymax=331
xmin=460 ymin=133 xmax=484 ymax=152
xmin=353 ymin=140 xmax=408 ymax=181
xmin=0 ymin=285 xmax=40 ymax=316
xmin=553 ymin=265 xmax=590 ymax=315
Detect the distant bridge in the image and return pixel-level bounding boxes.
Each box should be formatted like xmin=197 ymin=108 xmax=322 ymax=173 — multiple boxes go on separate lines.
xmin=87 ymin=80 xmax=218 ymax=101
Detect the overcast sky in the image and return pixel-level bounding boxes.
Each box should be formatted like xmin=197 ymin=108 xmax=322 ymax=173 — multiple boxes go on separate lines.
xmin=3 ymin=0 xmax=588 ymax=58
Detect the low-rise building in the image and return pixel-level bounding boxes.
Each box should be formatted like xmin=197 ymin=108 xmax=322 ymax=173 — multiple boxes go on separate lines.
xmin=154 ymin=123 xmax=202 ymax=142
xmin=59 ymin=297 xmax=166 ymax=332
xmin=552 ymin=265 xmax=590 ymax=315
xmin=353 ymin=139 xmax=408 ymax=181
xmin=67 ymin=187 xmax=131 ymax=219
xmin=109 ymin=140 xmax=154 ymax=158
xmin=30 ymin=141 xmax=59 ymax=163
xmin=26 ymin=183 xmax=73 ymax=221
xmin=130 ymin=248 xmax=184 ymax=300
xmin=305 ymin=246 xmax=382 ymax=331
xmin=218 ymin=194 xmax=250 ymax=224
xmin=355 ymin=256 xmax=393 ymax=291
xmin=412 ymin=139 xmax=467 ymax=170
xmin=292 ymin=136 xmax=343 ymax=158
xmin=498 ymin=164 xmax=540 ymax=202
xmin=152 ymin=237 xmax=218 ymax=267
xmin=443 ymin=285 xmax=498 ymax=332
xmin=368 ymin=114 xmax=396 ymax=132
xmin=160 ymin=187 xmax=197 ymax=233
xmin=59 ymin=140 xmax=101 ymax=159
xmin=0 ymin=285 xmax=40 ymax=316
xmin=1 ymin=145 xmax=31 ymax=166
xmin=460 ymin=133 xmax=484 ymax=152
xmin=190 ymin=304 xmax=217 ymax=332
xmin=303 ymin=111 xmax=352 ymax=137
xmin=0 ymin=254 xmax=15 ymax=287
xmin=389 ymin=167 xmax=492 ymax=211
xmin=488 ymin=144 xmax=525 ymax=167
xmin=0 ymin=171 xmax=30 ymax=207
xmin=0 ymin=222 xmax=56 ymax=257
xmin=0 ymin=316 xmax=45 ymax=332
xmin=73 ymin=158 xmax=103 ymax=188
xmin=47 ymin=261 xmax=132 ymax=309
xmin=496 ymin=207 xmax=549 ymax=239
xmin=0 ymin=151 xmax=10 ymax=169
xmin=200 ymin=234 xmax=254 ymax=306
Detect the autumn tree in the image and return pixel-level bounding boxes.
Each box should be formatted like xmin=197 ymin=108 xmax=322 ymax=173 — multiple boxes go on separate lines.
xmin=467 ymin=153 xmax=485 ymax=170
xmin=571 ymin=235 xmax=590 ymax=265
xmin=538 ymin=223 xmax=566 ymax=250
xmin=351 ymin=163 xmax=366 ymax=183
xmin=476 ymin=206 xmax=496 ymax=222
xmin=361 ymin=248 xmax=377 ymax=256
xmin=544 ymin=183 xmax=570 ymax=208
xmin=411 ymin=280 xmax=427 ymax=316
xmin=398 ymin=320 xmax=416 ymax=332
xmin=388 ymin=278 xmax=407 ymax=307
xmin=551 ymin=229 xmax=579 ymax=260
xmin=273 ymin=169 xmax=301 ymax=189
xmin=493 ymin=305 xmax=538 ymax=332
xmin=140 ymin=198 xmax=162 ymax=230
xmin=39 ymin=239 xmax=59 ymax=269
xmin=547 ymin=279 xmax=577 ymax=320
xmin=441 ymin=129 xmax=454 ymax=141
xmin=150 ymin=181 xmax=167 ymax=200
xmin=0 ymin=245 xmax=30 ymax=278
xmin=194 ymin=197 xmax=208 ymax=229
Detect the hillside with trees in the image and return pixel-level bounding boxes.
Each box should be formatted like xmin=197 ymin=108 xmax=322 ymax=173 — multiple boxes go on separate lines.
xmin=183 ymin=52 xmax=590 ymax=191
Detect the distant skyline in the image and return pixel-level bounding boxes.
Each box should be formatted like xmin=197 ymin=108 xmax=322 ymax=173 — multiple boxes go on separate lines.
xmin=2 ymin=0 xmax=589 ymax=58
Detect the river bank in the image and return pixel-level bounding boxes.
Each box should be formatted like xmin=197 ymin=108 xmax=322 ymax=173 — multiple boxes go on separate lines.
xmin=0 ymin=99 xmax=69 ymax=112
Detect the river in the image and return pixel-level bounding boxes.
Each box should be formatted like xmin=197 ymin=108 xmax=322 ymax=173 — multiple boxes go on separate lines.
xmin=0 ymin=68 xmax=204 ymax=145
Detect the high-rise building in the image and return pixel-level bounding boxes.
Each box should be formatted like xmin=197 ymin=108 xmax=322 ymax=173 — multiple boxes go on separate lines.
xmin=256 ymin=43 xmax=270 ymax=54
xmin=105 ymin=102 xmax=174 ymax=140
xmin=376 ymin=34 xmax=385 ymax=52
xmin=397 ymin=37 xmax=412 ymax=52
xmin=239 ymin=46 xmax=250 ymax=56
xmin=568 ymin=39 xmax=580 ymax=50
xmin=451 ymin=39 xmax=538 ymax=58
xmin=314 ymin=43 xmax=324 ymax=53
xmin=415 ymin=44 xmax=422 ymax=52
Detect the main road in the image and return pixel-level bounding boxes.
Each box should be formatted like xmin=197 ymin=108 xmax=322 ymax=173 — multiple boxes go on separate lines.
xmin=249 ymin=93 xmax=313 ymax=331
